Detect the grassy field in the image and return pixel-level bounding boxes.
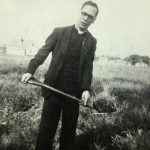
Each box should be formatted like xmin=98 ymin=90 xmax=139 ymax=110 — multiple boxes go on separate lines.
xmin=0 ymin=53 xmax=150 ymax=150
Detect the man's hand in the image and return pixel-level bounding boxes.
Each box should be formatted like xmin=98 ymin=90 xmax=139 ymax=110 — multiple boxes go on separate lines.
xmin=81 ymin=90 xmax=90 ymax=106
xmin=21 ymin=73 xmax=32 ymax=84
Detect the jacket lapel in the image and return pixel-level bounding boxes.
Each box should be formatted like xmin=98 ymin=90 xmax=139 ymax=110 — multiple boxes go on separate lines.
xmin=80 ymin=31 xmax=91 ymax=66
xmin=60 ymin=26 xmax=73 ymax=57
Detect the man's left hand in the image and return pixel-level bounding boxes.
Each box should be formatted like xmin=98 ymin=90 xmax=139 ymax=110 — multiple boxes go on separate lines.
xmin=81 ymin=90 xmax=90 ymax=106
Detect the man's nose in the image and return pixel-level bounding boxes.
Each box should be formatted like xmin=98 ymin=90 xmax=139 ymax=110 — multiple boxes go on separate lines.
xmin=83 ymin=15 xmax=88 ymax=21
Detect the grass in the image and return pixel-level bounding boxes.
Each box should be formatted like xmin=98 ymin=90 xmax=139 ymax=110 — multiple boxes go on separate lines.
xmin=0 ymin=53 xmax=150 ymax=150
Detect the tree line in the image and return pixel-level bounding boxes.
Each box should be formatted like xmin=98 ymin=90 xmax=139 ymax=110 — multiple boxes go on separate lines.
xmin=125 ymin=55 xmax=150 ymax=66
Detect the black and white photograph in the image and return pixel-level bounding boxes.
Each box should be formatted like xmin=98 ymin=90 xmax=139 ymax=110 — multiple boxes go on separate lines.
xmin=0 ymin=0 xmax=150 ymax=150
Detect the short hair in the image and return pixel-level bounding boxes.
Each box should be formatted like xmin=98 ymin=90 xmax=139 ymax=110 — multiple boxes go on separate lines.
xmin=81 ymin=1 xmax=99 ymax=17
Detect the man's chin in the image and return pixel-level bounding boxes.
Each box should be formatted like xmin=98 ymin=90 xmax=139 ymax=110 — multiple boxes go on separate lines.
xmin=79 ymin=25 xmax=88 ymax=31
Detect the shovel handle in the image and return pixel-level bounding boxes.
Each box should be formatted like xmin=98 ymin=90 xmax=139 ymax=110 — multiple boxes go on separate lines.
xmin=28 ymin=77 xmax=83 ymax=103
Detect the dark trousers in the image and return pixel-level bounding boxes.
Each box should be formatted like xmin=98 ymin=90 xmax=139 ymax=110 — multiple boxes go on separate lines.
xmin=35 ymin=93 xmax=80 ymax=150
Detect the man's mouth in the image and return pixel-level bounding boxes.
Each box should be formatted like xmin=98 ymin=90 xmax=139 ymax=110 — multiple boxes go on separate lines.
xmin=81 ymin=22 xmax=87 ymax=26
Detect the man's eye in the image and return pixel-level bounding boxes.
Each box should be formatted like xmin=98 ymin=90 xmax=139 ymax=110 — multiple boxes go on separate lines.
xmin=81 ymin=12 xmax=94 ymax=20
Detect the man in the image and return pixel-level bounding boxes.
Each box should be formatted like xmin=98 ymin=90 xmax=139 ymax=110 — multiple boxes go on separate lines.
xmin=22 ymin=1 xmax=98 ymax=150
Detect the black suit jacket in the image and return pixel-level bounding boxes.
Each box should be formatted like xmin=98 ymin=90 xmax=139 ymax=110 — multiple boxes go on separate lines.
xmin=27 ymin=25 xmax=97 ymax=97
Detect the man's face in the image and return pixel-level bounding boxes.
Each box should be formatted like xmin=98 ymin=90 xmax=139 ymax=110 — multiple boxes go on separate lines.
xmin=77 ymin=5 xmax=97 ymax=31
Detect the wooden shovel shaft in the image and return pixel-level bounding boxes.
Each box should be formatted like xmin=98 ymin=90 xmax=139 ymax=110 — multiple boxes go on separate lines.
xmin=27 ymin=77 xmax=117 ymax=113
xmin=27 ymin=77 xmax=83 ymax=103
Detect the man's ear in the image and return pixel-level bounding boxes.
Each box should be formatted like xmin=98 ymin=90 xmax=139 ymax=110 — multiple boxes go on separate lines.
xmin=91 ymin=18 xmax=96 ymax=24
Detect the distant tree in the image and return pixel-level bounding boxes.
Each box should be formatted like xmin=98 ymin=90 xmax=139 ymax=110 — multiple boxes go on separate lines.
xmin=141 ymin=56 xmax=150 ymax=65
xmin=125 ymin=54 xmax=141 ymax=66
xmin=107 ymin=56 xmax=121 ymax=61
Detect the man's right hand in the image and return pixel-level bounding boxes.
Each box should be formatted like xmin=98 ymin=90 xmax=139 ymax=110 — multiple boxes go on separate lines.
xmin=21 ymin=73 xmax=32 ymax=84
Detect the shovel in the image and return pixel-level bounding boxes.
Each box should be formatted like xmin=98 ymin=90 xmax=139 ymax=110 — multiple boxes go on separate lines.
xmin=27 ymin=77 xmax=117 ymax=113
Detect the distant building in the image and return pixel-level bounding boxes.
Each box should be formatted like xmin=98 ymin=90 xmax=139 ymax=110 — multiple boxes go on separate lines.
xmin=6 ymin=46 xmax=24 ymax=55
xmin=0 ymin=45 xmax=6 ymax=53
xmin=6 ymin=39 xmax=38 ymax=56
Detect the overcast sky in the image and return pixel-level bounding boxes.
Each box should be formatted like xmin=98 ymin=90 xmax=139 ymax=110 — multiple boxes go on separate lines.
xmin=0 ymin=0 xmax=150 ymax=57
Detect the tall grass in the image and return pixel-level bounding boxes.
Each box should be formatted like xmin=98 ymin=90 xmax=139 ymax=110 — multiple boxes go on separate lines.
xmin=0 ymin=54 xmax=150 ymax=150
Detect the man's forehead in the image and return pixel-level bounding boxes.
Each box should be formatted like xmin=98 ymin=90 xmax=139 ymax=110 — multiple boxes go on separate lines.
xmin=81 ymin=5 xmax=97 ymax=17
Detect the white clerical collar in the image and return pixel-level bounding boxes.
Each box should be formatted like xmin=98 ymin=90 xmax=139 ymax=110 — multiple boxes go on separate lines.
xmin=74 ymin=24 xmax=87 ymax=34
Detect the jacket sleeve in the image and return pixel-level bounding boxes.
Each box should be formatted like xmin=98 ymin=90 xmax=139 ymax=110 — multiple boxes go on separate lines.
xmin=81 ymin=39 xmax=97 ymax=91
xmin=26 ymin=28 xmax=58 ymax=75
